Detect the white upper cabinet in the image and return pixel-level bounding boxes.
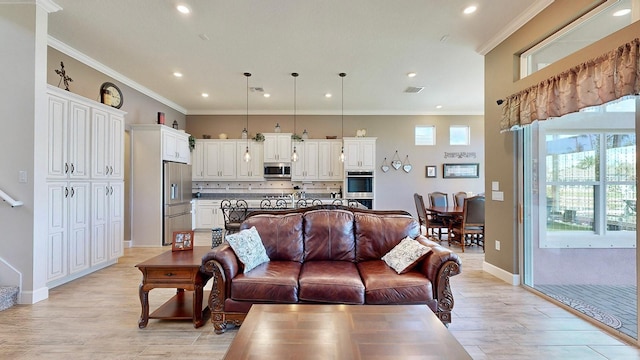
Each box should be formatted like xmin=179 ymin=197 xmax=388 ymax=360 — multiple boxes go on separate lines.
xmin=263 ymin=133 xmax=292 ymax=163
xmin=47 ymin=92 xmax=91 ymax=180
xmin=237 ymin=141 xmax=264 ymax=180
xmin=318 ymin=140 xmax=344 ymax=180
xmin=204 ymin=140 xmax=237 ymax=179
xmin=343 ymin=137 xmax=376 ymax=171
xmin=291 ymin=140 xmax=319 ymax=181
xmin=162 ymin=129 xmax=190 ymax=163
xmin=191 ymin=140 xmax=205 ymax=180
xmin=91 ymin=109 xmax=124 ymax=179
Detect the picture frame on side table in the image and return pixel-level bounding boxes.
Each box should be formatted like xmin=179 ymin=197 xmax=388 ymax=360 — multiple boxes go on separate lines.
xmin=172 ymin=231 xmax=194 ymax=251
xmin=442 ymin=163 xmax=480 ymax=178
xmin=425 ymin=165 xmax=437 ymax=178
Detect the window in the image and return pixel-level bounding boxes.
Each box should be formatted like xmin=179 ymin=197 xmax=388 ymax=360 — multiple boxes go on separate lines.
xmin=520 ymin=0 xmax=633 ymax=78
xmin=449 ymin=125 xmax=470 ymax=145
xmin=537 ymin=98 xmax=636 ymax=248
xmin=415 ymin=125 xmax=435 ymax=145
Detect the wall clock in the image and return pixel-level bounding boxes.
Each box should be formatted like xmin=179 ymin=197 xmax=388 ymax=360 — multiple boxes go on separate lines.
xmin=100 ymin=82 xmax=123 ymax=109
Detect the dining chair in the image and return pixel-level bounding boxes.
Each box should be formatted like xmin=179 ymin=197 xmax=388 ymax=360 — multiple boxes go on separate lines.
xmin=428 ymin=192 xmax=448 ymax=207
xmin=449 ymin=195 xmax=485 ymax=252
xmin=221 ymin=199 xmax=248 ymax=235
xmin=453 ymin=192 xmax=468 ymax=207
xmin=414 ymin=193 xmax=448 ymax=241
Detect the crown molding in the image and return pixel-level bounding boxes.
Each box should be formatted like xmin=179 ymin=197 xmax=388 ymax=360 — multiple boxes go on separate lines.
xmin=186 ymin=109 xmax=484 ymax=116
xmin=48 ymin=36 xmax=187 ymax=114
xmin=0 ymin=0 xmax=62 ymax=12
xmin=477 ymin=0 xmax=555 ymax=55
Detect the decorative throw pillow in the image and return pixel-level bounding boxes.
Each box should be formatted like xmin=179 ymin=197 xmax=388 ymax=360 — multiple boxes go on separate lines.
xmin=225 ymin=226 xmax=270 ymax=273
xmin=382 ymin=236 xmax=432 ymax=274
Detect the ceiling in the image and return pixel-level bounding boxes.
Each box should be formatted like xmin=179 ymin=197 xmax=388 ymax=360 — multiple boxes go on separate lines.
xmin=47 ymin=0 xmax=553 ymax=116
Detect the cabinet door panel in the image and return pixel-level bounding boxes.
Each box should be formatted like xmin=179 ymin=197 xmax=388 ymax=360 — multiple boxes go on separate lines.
xmin=47 ymin=182 xmax=67 ymax=281
xmin=91 ymin=183 xmax=109 ymax=266
xmin=91 ymin=110 xmax=110 ymax=178
xmin=68 ymin=182 xmax=90 ymax=274
xmin=68 ymin=102 xmax=91 ymax=179
xmin=47 ymin=95 xmax=68 ymax=179
xmin=109 ymin=115 xmax=124 ymax=179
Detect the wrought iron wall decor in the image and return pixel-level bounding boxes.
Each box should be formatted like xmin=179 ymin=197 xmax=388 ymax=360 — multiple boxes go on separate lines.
xmin=444 ymin=152 xmax=477 ymax=159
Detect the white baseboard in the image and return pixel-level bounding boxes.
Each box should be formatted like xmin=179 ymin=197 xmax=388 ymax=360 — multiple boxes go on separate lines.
xmin=19 ymin=286 xmax=48 ymax=304
xmin=123 ymin=240 xmax=133 ymax=248
xmin=483 ymin=261 xmax=520 ymax=285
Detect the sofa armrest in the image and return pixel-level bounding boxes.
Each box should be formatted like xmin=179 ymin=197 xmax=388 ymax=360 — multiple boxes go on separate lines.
xmin=201 ymin=244 xmax=240 ymax=315
xmin=416 ymin=235 xmax=462 ymax=324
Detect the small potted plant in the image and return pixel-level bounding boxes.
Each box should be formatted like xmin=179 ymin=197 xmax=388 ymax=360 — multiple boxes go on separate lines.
xmin=252 ymin=132 xmax=265 ymax=142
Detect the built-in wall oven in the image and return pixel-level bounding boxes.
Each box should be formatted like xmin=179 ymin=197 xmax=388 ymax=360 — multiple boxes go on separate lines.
xmin=345 ymin=171 xmax=374 ymax=208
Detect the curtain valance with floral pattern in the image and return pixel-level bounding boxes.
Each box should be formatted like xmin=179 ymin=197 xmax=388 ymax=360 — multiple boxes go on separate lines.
xmin=500 ymin=38 xmax=640 ymax=132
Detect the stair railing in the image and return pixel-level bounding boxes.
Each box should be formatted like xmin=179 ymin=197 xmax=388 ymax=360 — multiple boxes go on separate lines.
xmin=0 ymin=188 xmax=23 ymax=207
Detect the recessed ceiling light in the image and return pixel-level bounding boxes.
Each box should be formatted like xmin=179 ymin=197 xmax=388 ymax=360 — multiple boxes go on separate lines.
xmin=436 ymin=105 xmax=443 ymax=109
xmin=173 ymin=72 xmax=183 ymax=78
xmin=325 ymin=93 xmax=332 ymax=98
xmin=201 ymin=93 xmax=209 ymax=98
xmin=407 ymin=72 xmax=417 ymax=78
xmin=463 ymin=5 xmax=477 ymax=14
xmin=176 ymin=5 xmax=190 ymax=14
xmin=613 ymin=9 xmax=631 ymax=16
xmin=263 ymin=93 xmax=271 ymax=98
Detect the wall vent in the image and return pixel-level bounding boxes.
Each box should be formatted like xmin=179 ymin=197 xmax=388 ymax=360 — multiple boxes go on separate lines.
xmin=404 ymin=86 xmax=424 ymax=93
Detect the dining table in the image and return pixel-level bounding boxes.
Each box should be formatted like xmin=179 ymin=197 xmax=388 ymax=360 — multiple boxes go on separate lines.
xmin=427 ymin=205 xmax=464 ymax=216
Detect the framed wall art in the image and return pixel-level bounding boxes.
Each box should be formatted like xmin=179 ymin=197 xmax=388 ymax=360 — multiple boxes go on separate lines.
xmin=425 ymin=165 xmax=437 ymax=178
xmin=442 ymin=163 xmax=479 ymax=178
xmin=172 ymin=231 xmax=194 ymax=251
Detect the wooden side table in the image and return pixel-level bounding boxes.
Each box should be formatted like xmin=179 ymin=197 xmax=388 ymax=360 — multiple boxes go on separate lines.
xmin=135 ymin=246 xmax=212 ymax=328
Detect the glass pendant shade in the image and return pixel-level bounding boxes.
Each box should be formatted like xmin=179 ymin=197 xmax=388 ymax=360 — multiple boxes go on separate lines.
xmin=339 ymin=147 xmax=345 ymax=163
xmin=243 ymin=146 xmax=251 ymax=162
xmin=291 ymin=147 xmax=299 ymax=162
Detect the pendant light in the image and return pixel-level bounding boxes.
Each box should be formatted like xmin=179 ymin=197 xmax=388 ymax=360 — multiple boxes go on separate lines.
xmin=291 ymin=72 xmax=299 ymax=162
xmin=243 ymin=72 xmax=252 ymax=162
xmin=339 ymin=72 xmax=346 ymax=162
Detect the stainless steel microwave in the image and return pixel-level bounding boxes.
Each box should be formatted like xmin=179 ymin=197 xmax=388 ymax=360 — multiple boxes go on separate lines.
xmin=263 ymin=163 xmax=291 ymax=179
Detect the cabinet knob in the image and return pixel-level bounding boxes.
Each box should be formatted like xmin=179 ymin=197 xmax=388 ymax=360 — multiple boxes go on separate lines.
xmin=70 ymin=163 xmax=75 ymax=174
xmin=65 ymin=163 xmax=69 ymax=174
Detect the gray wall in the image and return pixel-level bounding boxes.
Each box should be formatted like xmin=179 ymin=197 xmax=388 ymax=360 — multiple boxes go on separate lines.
xmin=187 ymin=114 xmax=485 ymax=214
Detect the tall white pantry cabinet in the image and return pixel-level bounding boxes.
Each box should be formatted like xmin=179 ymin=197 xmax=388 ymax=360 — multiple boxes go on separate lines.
xmin=46 ymin=85 xmax=125 ymax=288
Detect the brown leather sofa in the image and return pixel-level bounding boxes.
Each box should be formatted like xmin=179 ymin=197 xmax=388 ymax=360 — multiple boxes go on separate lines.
xmin=201 ymin=205 xmax=462 ymax=334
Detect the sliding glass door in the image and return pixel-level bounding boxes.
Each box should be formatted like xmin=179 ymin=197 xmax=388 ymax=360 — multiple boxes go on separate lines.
xmin=522 ymin=97 xmax=638 ymax=339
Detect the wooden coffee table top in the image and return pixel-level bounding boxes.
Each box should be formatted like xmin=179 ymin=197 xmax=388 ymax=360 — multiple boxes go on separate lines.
xmin=224 ymin=304 xmax=471 ymax=360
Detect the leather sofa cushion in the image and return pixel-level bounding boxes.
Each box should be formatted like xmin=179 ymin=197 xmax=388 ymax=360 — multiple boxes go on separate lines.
xmin=241 ymin=213 xmax=304 ymax=262
xmin=304 ymin=210 xmax=356 ymax=262
xmin=231 ymin=261 xmax=301 ymax=303
xmin=358 ymin=260 xmax=434 ymax=305
xmin=355 ymin=213 xmax=420 ymax=262
xmin=299 ymin=261 xmax=364 ymax=304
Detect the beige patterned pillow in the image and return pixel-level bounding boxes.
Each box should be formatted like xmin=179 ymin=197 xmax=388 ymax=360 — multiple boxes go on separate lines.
xmin=226 ymin=226 xmax=270 ymax=273
xmin=382 ymin=237 xmax=432 ymax=274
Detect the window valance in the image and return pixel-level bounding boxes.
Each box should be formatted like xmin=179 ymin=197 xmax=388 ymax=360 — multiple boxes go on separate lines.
xmin=500 ymin=38 xmax=640 ymax=132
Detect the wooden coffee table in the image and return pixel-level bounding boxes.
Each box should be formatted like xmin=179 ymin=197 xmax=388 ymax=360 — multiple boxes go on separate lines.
xmin=224 ymin=304 xmax=471 ymax=359
xmin=135 ymin=246 xmax=212 ymax=328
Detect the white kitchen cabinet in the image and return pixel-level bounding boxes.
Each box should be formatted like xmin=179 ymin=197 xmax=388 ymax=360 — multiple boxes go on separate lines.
xmin=45 ymin=85 xmax=126 ymax=289
xmin=343 ymin=137 xmax=376 ymax=171
xmin=47 ymin=93 xmax=91 ymax=180
xmin=237 ymin=141 xmax=264 ymax=180
xmin=91 ymin=108 xmax=124 ymax=180
xmin=195 ymin=200 xmax=224 ymax=230
xmin=204 ymin=140 xmax=236 ymax=179
xmin=291 ymin=140 xmax=319 ymax=181
xmin=91 ymin=181 xmax=124 ymax=267
xmin=192 ymin=141 xmax=205 ymax=180
xmin=263 ymin=133 xmax=292 ymax=163
xmin=162 ymin=129 xmax=191 ymax=163
xmin=46 ymin=181 xmax=90 ymax=282
xmin=318 ymin=140 xmax=344 ymax=180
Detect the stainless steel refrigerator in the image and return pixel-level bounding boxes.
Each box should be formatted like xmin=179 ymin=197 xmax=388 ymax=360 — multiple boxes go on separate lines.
xmin=163 ymin=161 xmax=192 ymax=245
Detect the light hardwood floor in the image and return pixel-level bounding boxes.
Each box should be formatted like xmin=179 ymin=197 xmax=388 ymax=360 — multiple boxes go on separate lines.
xmin=1 ymin=233 xmax=639 ymax=359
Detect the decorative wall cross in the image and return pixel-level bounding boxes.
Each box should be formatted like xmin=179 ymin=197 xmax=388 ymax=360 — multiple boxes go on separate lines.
xmin=54 ymin=61 xmax=73 ymax=91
